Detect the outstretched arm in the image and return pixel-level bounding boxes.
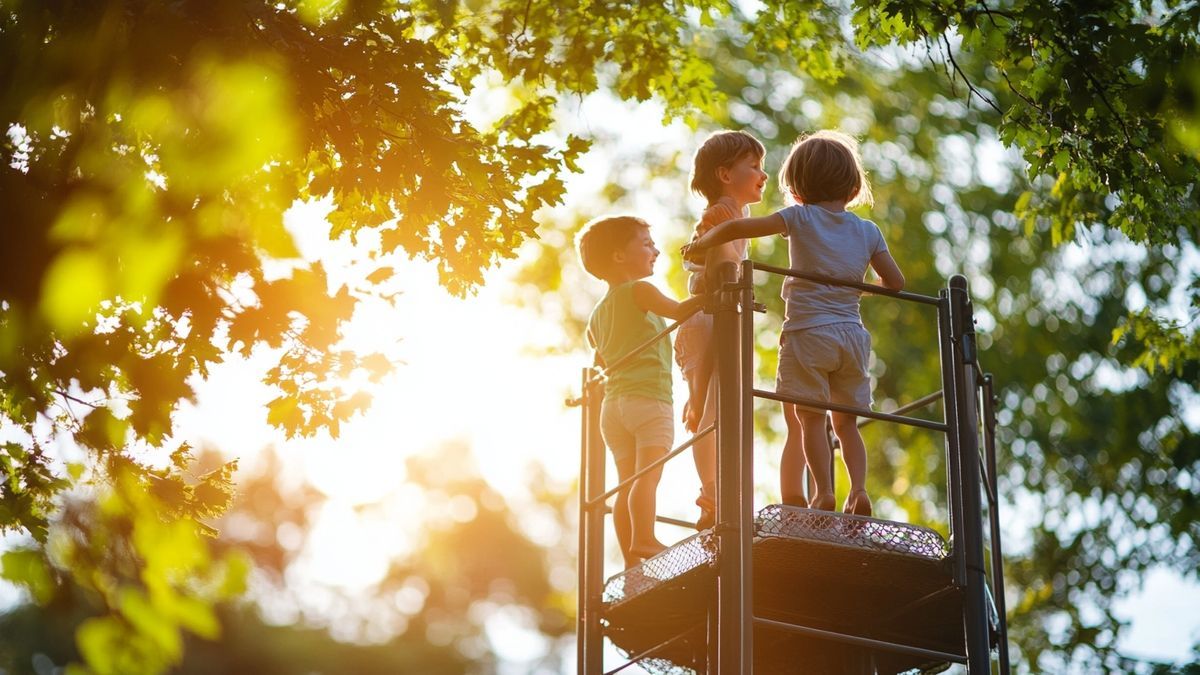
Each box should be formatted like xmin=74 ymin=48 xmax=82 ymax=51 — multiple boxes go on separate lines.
xmin=682 ymin=213 xmax=787 ymax=262
xmin=870 ymin=250 xmax=905 ymax=291
xmin=632 ymin=282 xmax=705 ymax=321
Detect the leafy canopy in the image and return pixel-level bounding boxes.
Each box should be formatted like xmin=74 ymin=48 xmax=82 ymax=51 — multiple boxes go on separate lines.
xmin=1 ymin=0 xmax=1198 ymax=673
xmin=515 ymin=2 xmax=1200 ymax=671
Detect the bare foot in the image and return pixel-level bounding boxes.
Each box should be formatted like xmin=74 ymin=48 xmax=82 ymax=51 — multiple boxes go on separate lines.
xmin=843 ymin=489 xmax=873 ymax=517
xmin=809 ymin=493 xmax=836 ymax=511
xmin=696 ymin=494 xmax=716 ymax=530
xmin=629 ymin=540 xmax=668 ymax=560
xmin=782 ymin=494 xmax=808 ymax=508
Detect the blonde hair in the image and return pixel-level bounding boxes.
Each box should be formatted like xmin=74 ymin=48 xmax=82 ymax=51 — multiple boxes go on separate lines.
xmin=690 ymin=130 xmax=766 ymax=205
xmin=778 ymin=130 xmax=873 ymax=208
xmin=576 ymin=215 xmax=649 ymax=281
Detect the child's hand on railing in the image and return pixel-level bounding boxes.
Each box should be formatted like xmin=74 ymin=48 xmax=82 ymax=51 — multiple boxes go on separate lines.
xmin=680 ymin=238 xmax=705 ymax=264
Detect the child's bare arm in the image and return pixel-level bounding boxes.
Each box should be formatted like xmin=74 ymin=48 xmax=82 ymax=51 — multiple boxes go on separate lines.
xmin=870 ymin=250 xmax=905 ymax=291
xmin=697 ymin=198 xmax=743 ymax=258
xmin=632 ymin=283 xmax=705 ymax=322
xmin=586 ymin=329 xmax=606 ymax=368
xmin=682 ymin=213 xmax=786 ymax=262
xmin=696 ymin=198 xmax=740 ymax=235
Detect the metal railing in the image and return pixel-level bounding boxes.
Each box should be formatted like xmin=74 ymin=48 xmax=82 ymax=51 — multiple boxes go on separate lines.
xmin=576 ymin=258 xmax=1011 ymax=675
xmin=576 ymin=299 xmax=714 ymax=675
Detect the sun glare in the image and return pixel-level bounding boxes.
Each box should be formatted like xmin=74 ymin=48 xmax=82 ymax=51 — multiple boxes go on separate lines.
xmin=178 ymin=200 xmax=596 ymax=589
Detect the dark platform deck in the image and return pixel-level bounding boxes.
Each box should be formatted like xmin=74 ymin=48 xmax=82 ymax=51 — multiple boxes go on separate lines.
xmin=601 ymin=504 xmax=965 ymax=675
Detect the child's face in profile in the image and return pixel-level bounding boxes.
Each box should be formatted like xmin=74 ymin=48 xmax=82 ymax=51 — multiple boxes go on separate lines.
xmin=617 ymin=227 xmax=660 ymax=279
xmin=723 ymin=153 xmax=768 ymax=206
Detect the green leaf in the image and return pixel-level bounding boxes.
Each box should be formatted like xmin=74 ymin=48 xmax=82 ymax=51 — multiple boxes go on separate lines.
xmin=118 ymin=588 xmax=182 ymax=658
xmin=39 ymin=247 xmax=110 ymax=335
xmin=76 ymin=616 xmax=127 ymax=675
xmin=0 ymin=549 xmax=55 ymax=604
xmin=266 ymin=395 xmax=303 ymax=432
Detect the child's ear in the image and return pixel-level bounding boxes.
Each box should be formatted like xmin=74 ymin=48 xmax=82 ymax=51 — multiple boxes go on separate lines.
xmin=717 ymin=166 xmax=732 ymax=184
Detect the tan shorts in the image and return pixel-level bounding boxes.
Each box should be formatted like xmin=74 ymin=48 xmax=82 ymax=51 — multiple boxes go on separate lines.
xmin=600 ymin=395 xmax=675 ymax=462
xmin=777 ymin=323 xmax=872 ymax=410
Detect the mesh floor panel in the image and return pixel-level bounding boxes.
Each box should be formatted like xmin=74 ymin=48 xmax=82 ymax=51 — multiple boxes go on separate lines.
xmin=755 ymin=504 xmax=949 ymax=558
xmin=602 ymin=531 xmax=718 ymax=672
xmin=603 ymin=530 xmax=718 ymax=606
xmin=601 ymin=505 xmax=964 ymax=675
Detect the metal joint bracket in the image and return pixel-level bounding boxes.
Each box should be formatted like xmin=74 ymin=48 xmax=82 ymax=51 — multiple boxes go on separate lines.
xmin=961 ymin=332 xmax=977 ymax=364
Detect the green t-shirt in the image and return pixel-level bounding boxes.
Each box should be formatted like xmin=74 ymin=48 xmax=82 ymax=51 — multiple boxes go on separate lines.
xmin=586 ymin=281 xmax=672 ymax=403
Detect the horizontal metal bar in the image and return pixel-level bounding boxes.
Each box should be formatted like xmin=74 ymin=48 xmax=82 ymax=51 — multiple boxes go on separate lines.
xmin=858 ymin=390 xmax=943 ymax=428
xmin=753 ymin=616 xmax=967 ymax=665
xmin=599 ymin=504 xmax=704 ymax=531
xmin=603 ymin=621 xmax=704 ymax=675
xmin=753 ymin=389 xmax=949 ymax=432
xmin=751 ymin=261 xmax=941 ymax=306
xmin=656 ymin=514 xmax=702 ymax=530
xmin=874 ymin=585 xmax=959 ymax=626
xmin=585 ymin=423 xmax=717 ymax=509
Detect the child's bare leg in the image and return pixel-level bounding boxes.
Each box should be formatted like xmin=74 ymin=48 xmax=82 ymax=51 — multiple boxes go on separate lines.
xmin=628 ymin=445 xmax=669 ymax=558
xmin=692 ymin=372 xmax=717 ymax=493
xmin=682 ymin=354 xmax=712 ymax=433
xmin=832 ymin=411 xmax=872 ymax=516
xmin=612 ymin=455 xmax=639 ymax=568
xmin=796 ymin=409 xmax=835 ymax=510
xmin=779 ymin=403 xmax=808 ymax=507
xmin=691 ymin=377 xmax=718 ymax=528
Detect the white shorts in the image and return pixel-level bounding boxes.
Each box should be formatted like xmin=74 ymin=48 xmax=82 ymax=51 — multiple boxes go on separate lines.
xmin=674 ymin=312 xmax=713 ymax=380
xmin=777 ymin=323 xmax=872 ymax=410
xmin=600 ymin=395 xmax=675 ymax=462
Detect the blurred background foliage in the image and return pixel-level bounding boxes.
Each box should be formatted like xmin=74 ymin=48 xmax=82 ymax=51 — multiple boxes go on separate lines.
xmin=0 ymin=0 xmax=1198 ymax=673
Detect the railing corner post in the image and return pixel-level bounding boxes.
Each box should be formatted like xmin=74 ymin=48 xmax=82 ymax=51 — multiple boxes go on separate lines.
xmin=579 ymin=369 xmax=605 ymax=675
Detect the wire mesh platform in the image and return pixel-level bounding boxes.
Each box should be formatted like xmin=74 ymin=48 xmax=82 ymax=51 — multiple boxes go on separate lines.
xmin=601 ymin=504 xmax=965 ymax=674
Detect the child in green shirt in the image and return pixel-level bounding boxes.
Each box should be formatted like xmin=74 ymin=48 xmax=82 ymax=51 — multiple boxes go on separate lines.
xmin=578 ymin=215 xmax=704 ymax=567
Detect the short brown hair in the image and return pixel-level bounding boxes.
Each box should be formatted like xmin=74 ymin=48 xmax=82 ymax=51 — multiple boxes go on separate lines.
xmin=576 ymin=215 xmax=649 ymax=281
xmin=690 ymin=130 xmax=766 ymax=205
xmin=778 ymin=130 xmax=873 ymax=208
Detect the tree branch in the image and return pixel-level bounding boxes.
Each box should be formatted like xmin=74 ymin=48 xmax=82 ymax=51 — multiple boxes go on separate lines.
xmin=940 ymin=33 xmax=1003 ymax=115
xmin=54 ymin=389 xmax=101 ymax=409
xmin=1047 ymin=34 xmax=1134 ymax=147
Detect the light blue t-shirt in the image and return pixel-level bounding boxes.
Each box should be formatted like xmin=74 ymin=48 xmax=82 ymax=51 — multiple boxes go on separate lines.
xmin=777 ymin=204 xmax=888 ymax=332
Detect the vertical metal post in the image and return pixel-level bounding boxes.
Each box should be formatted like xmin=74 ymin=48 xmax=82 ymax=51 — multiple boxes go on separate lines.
xmin=577 ymin=369 xmax=588 ymax=674
xmin=936 ymin=291 xmax=967 ymax=588
xmin=982 ymin=374 xmax=1011 ymax=673
xmin=578 ymin=369 xmax=605 ymax=675
xmin=825 ymin=414 xmax=837 ymax=494
xmin=737 ymin=259 xmax=755 ymax=671
xmin=948 ymin=275 xmax=990 ymax=674
xmin=706 ymin=593 xmax=719 ymax=674
xmin=714 ymin=261 xmax=748 ymax=674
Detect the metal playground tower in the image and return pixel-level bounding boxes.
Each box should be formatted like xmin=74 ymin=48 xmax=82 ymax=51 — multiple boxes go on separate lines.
xmin=575 ymin=260 xmax=1010 ymax=674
